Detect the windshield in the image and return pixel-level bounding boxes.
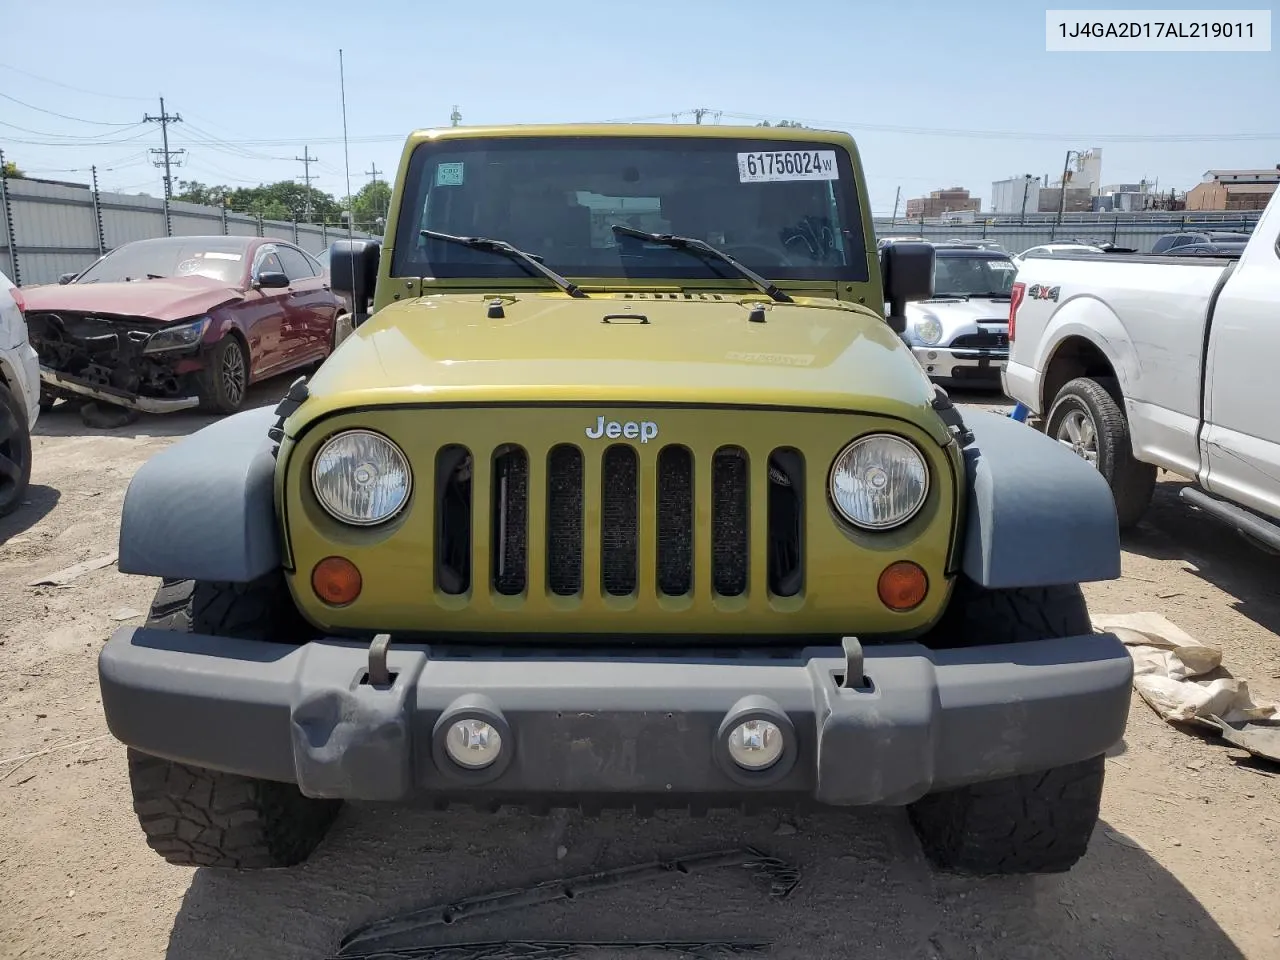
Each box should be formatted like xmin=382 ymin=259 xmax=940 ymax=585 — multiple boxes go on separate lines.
xmin=76 ymin=238 xmax=248 ymax=285
xmin=391 ymin=136 xmax=869 ymax=284
xmin=932 ymin=255 xmax=1016 ymax=297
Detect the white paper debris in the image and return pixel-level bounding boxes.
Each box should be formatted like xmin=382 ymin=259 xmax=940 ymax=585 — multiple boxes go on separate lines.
xmin=1093 ymin=612 xmax=1279 ymax=726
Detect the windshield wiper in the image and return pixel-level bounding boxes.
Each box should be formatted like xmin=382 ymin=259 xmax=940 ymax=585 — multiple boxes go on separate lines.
xmin=419 ymin=229 xmax=587 ymax=298
xmin=610 ymin=224 xmax=793 ymax=303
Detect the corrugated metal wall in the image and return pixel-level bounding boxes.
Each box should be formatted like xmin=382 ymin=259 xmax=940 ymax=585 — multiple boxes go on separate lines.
xmin=0 ymin=177 xmax=375 ymax=286
xmin=873 ymin=210 xmax=1264 ymax=254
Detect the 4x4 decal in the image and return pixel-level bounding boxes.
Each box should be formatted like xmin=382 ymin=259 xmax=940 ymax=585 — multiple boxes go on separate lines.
xmin=1028 ymin=283 xmax=1060 ymax=302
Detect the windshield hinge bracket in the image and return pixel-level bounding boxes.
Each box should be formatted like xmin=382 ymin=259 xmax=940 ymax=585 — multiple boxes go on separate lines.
xmin=931 ymin=385 xmax=975 ymax=447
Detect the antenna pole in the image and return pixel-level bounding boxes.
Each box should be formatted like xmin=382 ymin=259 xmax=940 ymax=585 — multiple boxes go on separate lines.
xmin=339 ymin=49 xmax=354 ymax=243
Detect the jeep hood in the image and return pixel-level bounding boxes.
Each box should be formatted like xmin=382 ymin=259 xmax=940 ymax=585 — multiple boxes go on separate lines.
xmin=19 ymin=276 xmax=243 ymax=323
xmin=295 ymin=293 xmax=943 ymax=435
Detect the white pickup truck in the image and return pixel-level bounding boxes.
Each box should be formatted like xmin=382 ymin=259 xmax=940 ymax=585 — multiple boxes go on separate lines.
xmin=1003 ymin=189 xmax=1278 ymax=548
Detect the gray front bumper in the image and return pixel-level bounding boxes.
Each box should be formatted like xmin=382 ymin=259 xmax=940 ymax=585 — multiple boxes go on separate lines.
xmin=99 ymin=629 xmax=1132 ymax=806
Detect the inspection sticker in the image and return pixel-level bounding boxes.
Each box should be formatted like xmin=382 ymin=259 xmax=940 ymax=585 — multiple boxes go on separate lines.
xmin=738 ymin=150 xmax=838 ymax=183
xmin=436 ymin=162 xmax=465 ymax=186
xmin=202 ymin=251 xmax=242 ymax=260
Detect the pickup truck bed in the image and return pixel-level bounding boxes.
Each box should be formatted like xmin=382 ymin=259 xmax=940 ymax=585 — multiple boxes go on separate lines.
xmin=1004 ymin=191 xmax=1279 ymax=539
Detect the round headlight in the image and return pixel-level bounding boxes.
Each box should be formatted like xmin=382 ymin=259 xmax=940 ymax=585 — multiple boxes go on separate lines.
xmin=829 ymin=434 xmax=929 ymax=530
xmin=915 ymin=316 xmax=943 ymax=345
xmin=312 ymin=429 xmax=412 ymax=526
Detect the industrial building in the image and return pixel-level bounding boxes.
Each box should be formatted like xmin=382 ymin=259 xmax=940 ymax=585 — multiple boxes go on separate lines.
xmin=1185 ymin=167 xmax=1279 ymax=211
xmin=904 ymin=187 xmax=981 ymax=219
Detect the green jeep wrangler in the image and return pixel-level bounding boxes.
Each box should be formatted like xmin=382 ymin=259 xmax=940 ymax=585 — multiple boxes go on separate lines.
xmin=100 ymin=124 xmax=1132 ymax=875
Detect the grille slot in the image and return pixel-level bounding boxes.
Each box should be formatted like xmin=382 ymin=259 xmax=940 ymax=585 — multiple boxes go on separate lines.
xmin=547 ymin=445 xmax=584 ymax=596
xmin=767 ymin=448 xmax=805 ymax=597
xmin=656 ymin=446 xmax=694 ymax=596
xmin=601 ymin=445 xmax=639 ymax=596
xmin=491 ymin=446 xmax=529 ymax=596
xmin=950 ymin=331 xmax=1008 ymax=349
xmin=711 ymin=447 xmax=749 ymax=597
xmin=435 ymin=445 xmax=473 ymax=595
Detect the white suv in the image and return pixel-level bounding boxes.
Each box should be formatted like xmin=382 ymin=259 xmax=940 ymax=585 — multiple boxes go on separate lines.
xmin=0 ymin=270 xmax=39 ymax=516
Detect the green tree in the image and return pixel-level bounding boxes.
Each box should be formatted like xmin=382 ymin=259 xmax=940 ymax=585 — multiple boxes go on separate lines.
xmin=755 ymin=120 xmax=807 ymax=128
xmin=173 ymin=180 xmax=231 ymax=206
xmin=219 ymin=181 xmax=343 ymax=224
xmin=2 ymin=160 xmax=24 ymax=179
xmin=350 ymin=180 xmax=392 ymax=233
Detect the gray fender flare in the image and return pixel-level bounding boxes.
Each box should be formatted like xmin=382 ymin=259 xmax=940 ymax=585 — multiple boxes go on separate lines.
xmin=118 ymin=406 xmax=280 ymax=582
xmin=959 ymin=409 xmax=1120 ymax=588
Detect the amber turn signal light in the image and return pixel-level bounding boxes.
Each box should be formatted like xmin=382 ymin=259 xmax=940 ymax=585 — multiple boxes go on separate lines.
xmin=877 ymin=561 xmax=928 ymax=611
xmin=312 ymin=556 xmax=362 ymax=606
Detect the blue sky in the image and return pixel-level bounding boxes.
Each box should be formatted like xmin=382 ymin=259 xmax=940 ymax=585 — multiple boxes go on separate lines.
xmin=2 ymin=0 xmax=1275 ymax=215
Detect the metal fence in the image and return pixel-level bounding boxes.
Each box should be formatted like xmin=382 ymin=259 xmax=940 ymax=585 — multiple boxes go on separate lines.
xmin=873 ymin=209 xmax=1265 ymax=254
xmin=0 ymin=175 xmax=377 ymax=287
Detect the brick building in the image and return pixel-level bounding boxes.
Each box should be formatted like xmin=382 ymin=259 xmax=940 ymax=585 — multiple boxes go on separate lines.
xmin=905 ymin=187 xmax=981 ymax=219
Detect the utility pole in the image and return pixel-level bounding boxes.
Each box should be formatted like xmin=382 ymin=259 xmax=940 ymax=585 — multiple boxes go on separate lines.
xmin=365 ymin=162 xmax=385 ymax=228
xmin=1054 ymin=150 xmax=1080 ymax=232
xmin=295 ymin=147 xmax=319 ymax=222
xmin=1020 ymin=174 xmax=1033 ymax=224
xmin=144 ymin=97 xmax=184 ymax=236
xmin=450 ymin=105 xmax=462 ymax=127
xmin=144 ymin=97 xmax=184 ymax=199
xmin=891 ymin=186 xmax=901 ymax=223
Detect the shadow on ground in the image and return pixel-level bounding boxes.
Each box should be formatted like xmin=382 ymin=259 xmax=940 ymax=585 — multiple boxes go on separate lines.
xmin=0 ymin=483 xmax=60 ymax=542
xmin=164 ymin=806 xmax=1243 ymax=960
xmin=1123 ymin=478 xmax=1280 ymax=637
xmin=32 ymin=376 xmax=293 ymax=441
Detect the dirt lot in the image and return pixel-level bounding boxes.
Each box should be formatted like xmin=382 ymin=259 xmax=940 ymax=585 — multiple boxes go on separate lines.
xmin=1 ymin=384 xmax=1277 ymax=960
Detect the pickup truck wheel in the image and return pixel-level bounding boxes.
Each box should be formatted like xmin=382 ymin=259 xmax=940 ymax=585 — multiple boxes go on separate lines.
xmin=908 ymin=756 xmax=1105 ymax=875
xmin=126 ymin=576 xmax=341 ymax=868
xmin=909 ymin=576 xmax=1104 ymax=874
xmin=0 ymin=381 xmax=32 ymax=517
xmin=197 ymin=336 xmax=249 ymax=415
xmin=1046 ymin=376 xmax=1156 ymax=529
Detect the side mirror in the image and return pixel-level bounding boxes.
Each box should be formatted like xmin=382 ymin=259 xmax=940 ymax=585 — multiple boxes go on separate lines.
xmin=330 ymin=239 xmax=381 ymax=309
xmin=58 ymin=272 xmax=78 ymax=285
xmin=880 ymin=242 xmax=934 ymax=334
xmin=256 ymin=271 xmax=290 ymax=289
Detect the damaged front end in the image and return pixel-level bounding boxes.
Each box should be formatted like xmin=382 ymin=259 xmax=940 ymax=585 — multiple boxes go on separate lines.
xmin=29 ymin=311 xmax=209 ymax=413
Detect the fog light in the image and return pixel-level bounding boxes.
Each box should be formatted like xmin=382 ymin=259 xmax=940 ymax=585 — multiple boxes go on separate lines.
xmin=445 ymin=719 xmax=502 ymax=769
xmin=727 ymin=719 xmax=784 ymax=770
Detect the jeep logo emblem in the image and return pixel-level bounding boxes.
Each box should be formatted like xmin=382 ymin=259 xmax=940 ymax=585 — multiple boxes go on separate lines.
xmin=585 ymin=415 xmax=658 ymax=443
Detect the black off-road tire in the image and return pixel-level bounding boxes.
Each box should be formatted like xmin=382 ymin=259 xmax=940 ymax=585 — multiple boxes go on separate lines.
xmin=126 ymin=575 xmax=340 ymax=869
xmin=908 ymin=756 xmax=1106 ymax=875
xmin=1045 ymin=376 xmax=1156 ymax=529
xmin=909 ymin=576 xmax=1105 ymax=874
xmin=197 ymin=335 xmax=250 ymax=415
xmin=0 ymin=380 xmax=32 ymax=518
xmin=922 ymin=575 xmax=1091 ymax=649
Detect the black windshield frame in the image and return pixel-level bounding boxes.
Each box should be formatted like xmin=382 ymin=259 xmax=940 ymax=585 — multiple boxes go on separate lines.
xmin=390 ymin=135 xmax=870 ymax=286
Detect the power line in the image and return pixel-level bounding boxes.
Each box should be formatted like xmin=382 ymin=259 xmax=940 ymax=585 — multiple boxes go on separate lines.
xmin=0 ymin=90 xmax=138 ymax=125
xmin=0 ymin=62 xmax=152 ymax=102
xmin=0 ymin=118 xmax=147 ymax=140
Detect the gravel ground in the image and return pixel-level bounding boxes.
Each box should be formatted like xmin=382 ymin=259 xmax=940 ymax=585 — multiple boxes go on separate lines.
xmin=1 ymin=383 xmax=1277 ymax=960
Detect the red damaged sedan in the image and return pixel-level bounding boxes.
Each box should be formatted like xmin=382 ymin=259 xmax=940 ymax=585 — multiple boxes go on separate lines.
xmin=23 ymin=235 xmax=349 ymax=417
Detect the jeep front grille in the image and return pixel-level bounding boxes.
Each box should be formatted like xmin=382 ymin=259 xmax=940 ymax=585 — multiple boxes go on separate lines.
xmin=434 ymin=442 xmax=806 ymax=602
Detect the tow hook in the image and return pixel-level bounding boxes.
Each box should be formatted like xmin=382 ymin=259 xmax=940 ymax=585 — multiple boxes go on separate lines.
xmin=366 ymin=633 xmax=393 ymax=687
xmin=841 ymin=635 xmax=865 ymax=689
